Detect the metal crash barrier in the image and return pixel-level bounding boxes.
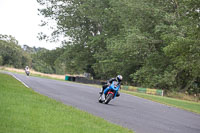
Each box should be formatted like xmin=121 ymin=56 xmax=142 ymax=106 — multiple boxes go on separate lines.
xmin=65 ymin=76 xmax=103 ymax=85
xmin=65 ymin=75 xmax=163 ymax=96
xmin=122 ymin=85 xmax=163 ymax=96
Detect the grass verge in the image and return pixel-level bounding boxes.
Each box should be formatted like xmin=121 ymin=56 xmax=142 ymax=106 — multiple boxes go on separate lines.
xmin=0 ymin=73 xmax=133 ymax=133
xmin=122 ymin=90 xmax=200 ymax=114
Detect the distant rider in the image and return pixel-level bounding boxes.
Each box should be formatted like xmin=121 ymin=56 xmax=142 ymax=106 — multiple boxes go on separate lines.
xmin=25 ymin=66 xmax=30 ymax=75
xmin=25 ymin=66 xmax=29 ymax=71
xmin=100 ymin=75 xmax=123 ymax=100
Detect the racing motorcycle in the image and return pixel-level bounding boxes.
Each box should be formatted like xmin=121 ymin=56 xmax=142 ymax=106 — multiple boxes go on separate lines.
xmin=25 ymin=69 xmax=30 ymax=76
xmin=98 ymin=81 xmax=120 ymax=104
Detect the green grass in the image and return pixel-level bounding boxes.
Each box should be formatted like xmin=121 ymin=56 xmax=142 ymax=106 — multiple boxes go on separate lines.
xmin=0 ymin=73 xmax=133 ymax=133
xmin=122 ymin=90 xmax=200 ymax=114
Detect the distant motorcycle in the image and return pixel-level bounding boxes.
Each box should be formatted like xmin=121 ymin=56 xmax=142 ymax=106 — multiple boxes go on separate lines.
xmin=99 ymin=81 xmax=120 ymax=104
xmin=25 ymin=69 xmax=30 ymax=76
xmin=25 ymin=66 xmax=30 ymax=76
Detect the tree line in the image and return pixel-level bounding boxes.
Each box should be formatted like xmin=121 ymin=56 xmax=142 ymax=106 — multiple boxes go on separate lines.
xmin=0 ymin=0 xmax=199 ymax=95
xmin=0 ymin=35 xmax=31 ymax=68
xmin=0 ymin=35 xmax=62 ymax=75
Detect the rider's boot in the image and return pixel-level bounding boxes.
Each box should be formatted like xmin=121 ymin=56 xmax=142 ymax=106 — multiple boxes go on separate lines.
xmin=99 ymin=87 xmax=103 ymax=94
xmin=116 ymin=92 xmax=120 ymax=97
xmin=101 ymin=93 xmax=105 ymax=101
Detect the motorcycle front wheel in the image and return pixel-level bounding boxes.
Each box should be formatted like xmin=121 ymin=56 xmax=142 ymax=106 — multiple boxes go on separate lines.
xmin=104 ymin=93 xmax=113 ymax=104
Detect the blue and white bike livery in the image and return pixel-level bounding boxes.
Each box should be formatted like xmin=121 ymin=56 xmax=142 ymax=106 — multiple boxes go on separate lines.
xmin=99 ymin=81 xmax=120 ymax=104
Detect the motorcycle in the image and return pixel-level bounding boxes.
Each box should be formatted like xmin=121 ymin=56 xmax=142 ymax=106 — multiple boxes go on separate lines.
xmin=25 ymin=69 xmax=30 ymax=76
xmin=99 ymin=81 xmax=120 ymax=104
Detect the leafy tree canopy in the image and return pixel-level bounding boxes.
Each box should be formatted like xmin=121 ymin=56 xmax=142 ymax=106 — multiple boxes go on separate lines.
xmin=34 ymin=0 xmax=200 ymax=95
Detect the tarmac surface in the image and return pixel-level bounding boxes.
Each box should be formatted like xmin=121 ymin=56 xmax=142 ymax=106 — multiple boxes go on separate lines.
xmin=8 ymin=72 xmax=200 ymax=133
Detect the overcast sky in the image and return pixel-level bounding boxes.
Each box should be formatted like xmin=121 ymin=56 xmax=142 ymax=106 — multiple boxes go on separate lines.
xmin=0 ymin=0 xmax=61 ymax=50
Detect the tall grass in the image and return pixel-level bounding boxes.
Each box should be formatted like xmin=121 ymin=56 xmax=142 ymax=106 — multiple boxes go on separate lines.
xmin=165 ymin=91 xmax=199 ymax=102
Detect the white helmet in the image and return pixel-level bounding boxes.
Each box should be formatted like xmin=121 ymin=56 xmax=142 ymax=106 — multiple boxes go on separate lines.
xmin=116 ymin=75 xmax=123 ymax=82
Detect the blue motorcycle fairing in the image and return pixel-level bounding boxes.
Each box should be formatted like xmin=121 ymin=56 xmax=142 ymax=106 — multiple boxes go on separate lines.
xmin=103 ymin=81 xmax=120 ymax=99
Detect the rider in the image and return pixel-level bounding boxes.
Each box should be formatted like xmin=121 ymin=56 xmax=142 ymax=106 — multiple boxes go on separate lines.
xmin=25 ymin=66 xmax=30 ymax=75
xmin=100 ymin=75 xmax=123 ymax=100
xmin=25 ymin=66 xmax=29 ymax=72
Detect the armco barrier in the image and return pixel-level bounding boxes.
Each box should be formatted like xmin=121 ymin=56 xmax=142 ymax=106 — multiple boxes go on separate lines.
xmin=64 ymin=76 xmax=164 ymax=96
xmin=123 ymin=86 xmax=129 ymax=90
xmin=146 ymin=88 xmax=157 ymax=95
xmin=137 ymin=88 xmax=146 ymax=93
xmin=129 ymin=86 xmax=137 ymax=91
xmin=122 ymin=85 xmax=163 ymax=96
xmin=66 ymin=76 xmax=103 ymax=85
xmin=156 ymin=89 xmax=163 ymax=96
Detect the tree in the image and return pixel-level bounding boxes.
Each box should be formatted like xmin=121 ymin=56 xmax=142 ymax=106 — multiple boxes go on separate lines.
xmin=162 ymin=0 xmax=200 ymax=93
xmin=37 ymin=0 xmax=200 ymax=94
xmin=0 ymin=56 xmax=3 ymax=65
xmin=0 ymin=34 xmax=31 ymax=68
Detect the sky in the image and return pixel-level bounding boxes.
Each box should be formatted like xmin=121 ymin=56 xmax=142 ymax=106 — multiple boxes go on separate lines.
xmin=0 ymin=0 xmax=61 ymax=50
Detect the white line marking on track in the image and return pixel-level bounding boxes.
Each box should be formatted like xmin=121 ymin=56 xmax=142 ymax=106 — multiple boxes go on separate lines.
xmin=11 ymin=74 xmax=30 ymax=88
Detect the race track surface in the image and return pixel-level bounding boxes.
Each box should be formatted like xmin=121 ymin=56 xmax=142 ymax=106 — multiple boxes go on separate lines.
xmin=8 ymin=73 xmax=200 ymax=133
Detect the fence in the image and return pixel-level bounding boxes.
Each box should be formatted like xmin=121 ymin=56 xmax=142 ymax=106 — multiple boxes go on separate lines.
xmin=65 ymin=75 xmax=163 ymax=96
xmin=65 ymin=76 xmax=103 ymax=85
xmin=122 ymin=85 xmax=163 ymax=96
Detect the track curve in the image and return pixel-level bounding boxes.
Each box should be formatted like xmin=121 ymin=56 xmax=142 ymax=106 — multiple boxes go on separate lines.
xmin=9 ymin=72 xmax=200 ymax=133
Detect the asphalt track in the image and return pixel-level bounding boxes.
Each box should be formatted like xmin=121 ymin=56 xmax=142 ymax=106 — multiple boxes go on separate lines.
xmin=7 ymin=72 xmax=200 ymax=133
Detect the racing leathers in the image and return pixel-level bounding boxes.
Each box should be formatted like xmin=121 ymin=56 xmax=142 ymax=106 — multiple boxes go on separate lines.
xmin=100 ymin=78 xmax=121 ymax=97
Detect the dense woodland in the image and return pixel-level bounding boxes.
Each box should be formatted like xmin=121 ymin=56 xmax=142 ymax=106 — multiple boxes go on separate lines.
xmin=0 ymin=0 xmax=199 ymax=95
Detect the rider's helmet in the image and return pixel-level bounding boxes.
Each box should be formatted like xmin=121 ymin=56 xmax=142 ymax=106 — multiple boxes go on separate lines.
xmin=116 ymin=75 xmax=123 ymax=82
